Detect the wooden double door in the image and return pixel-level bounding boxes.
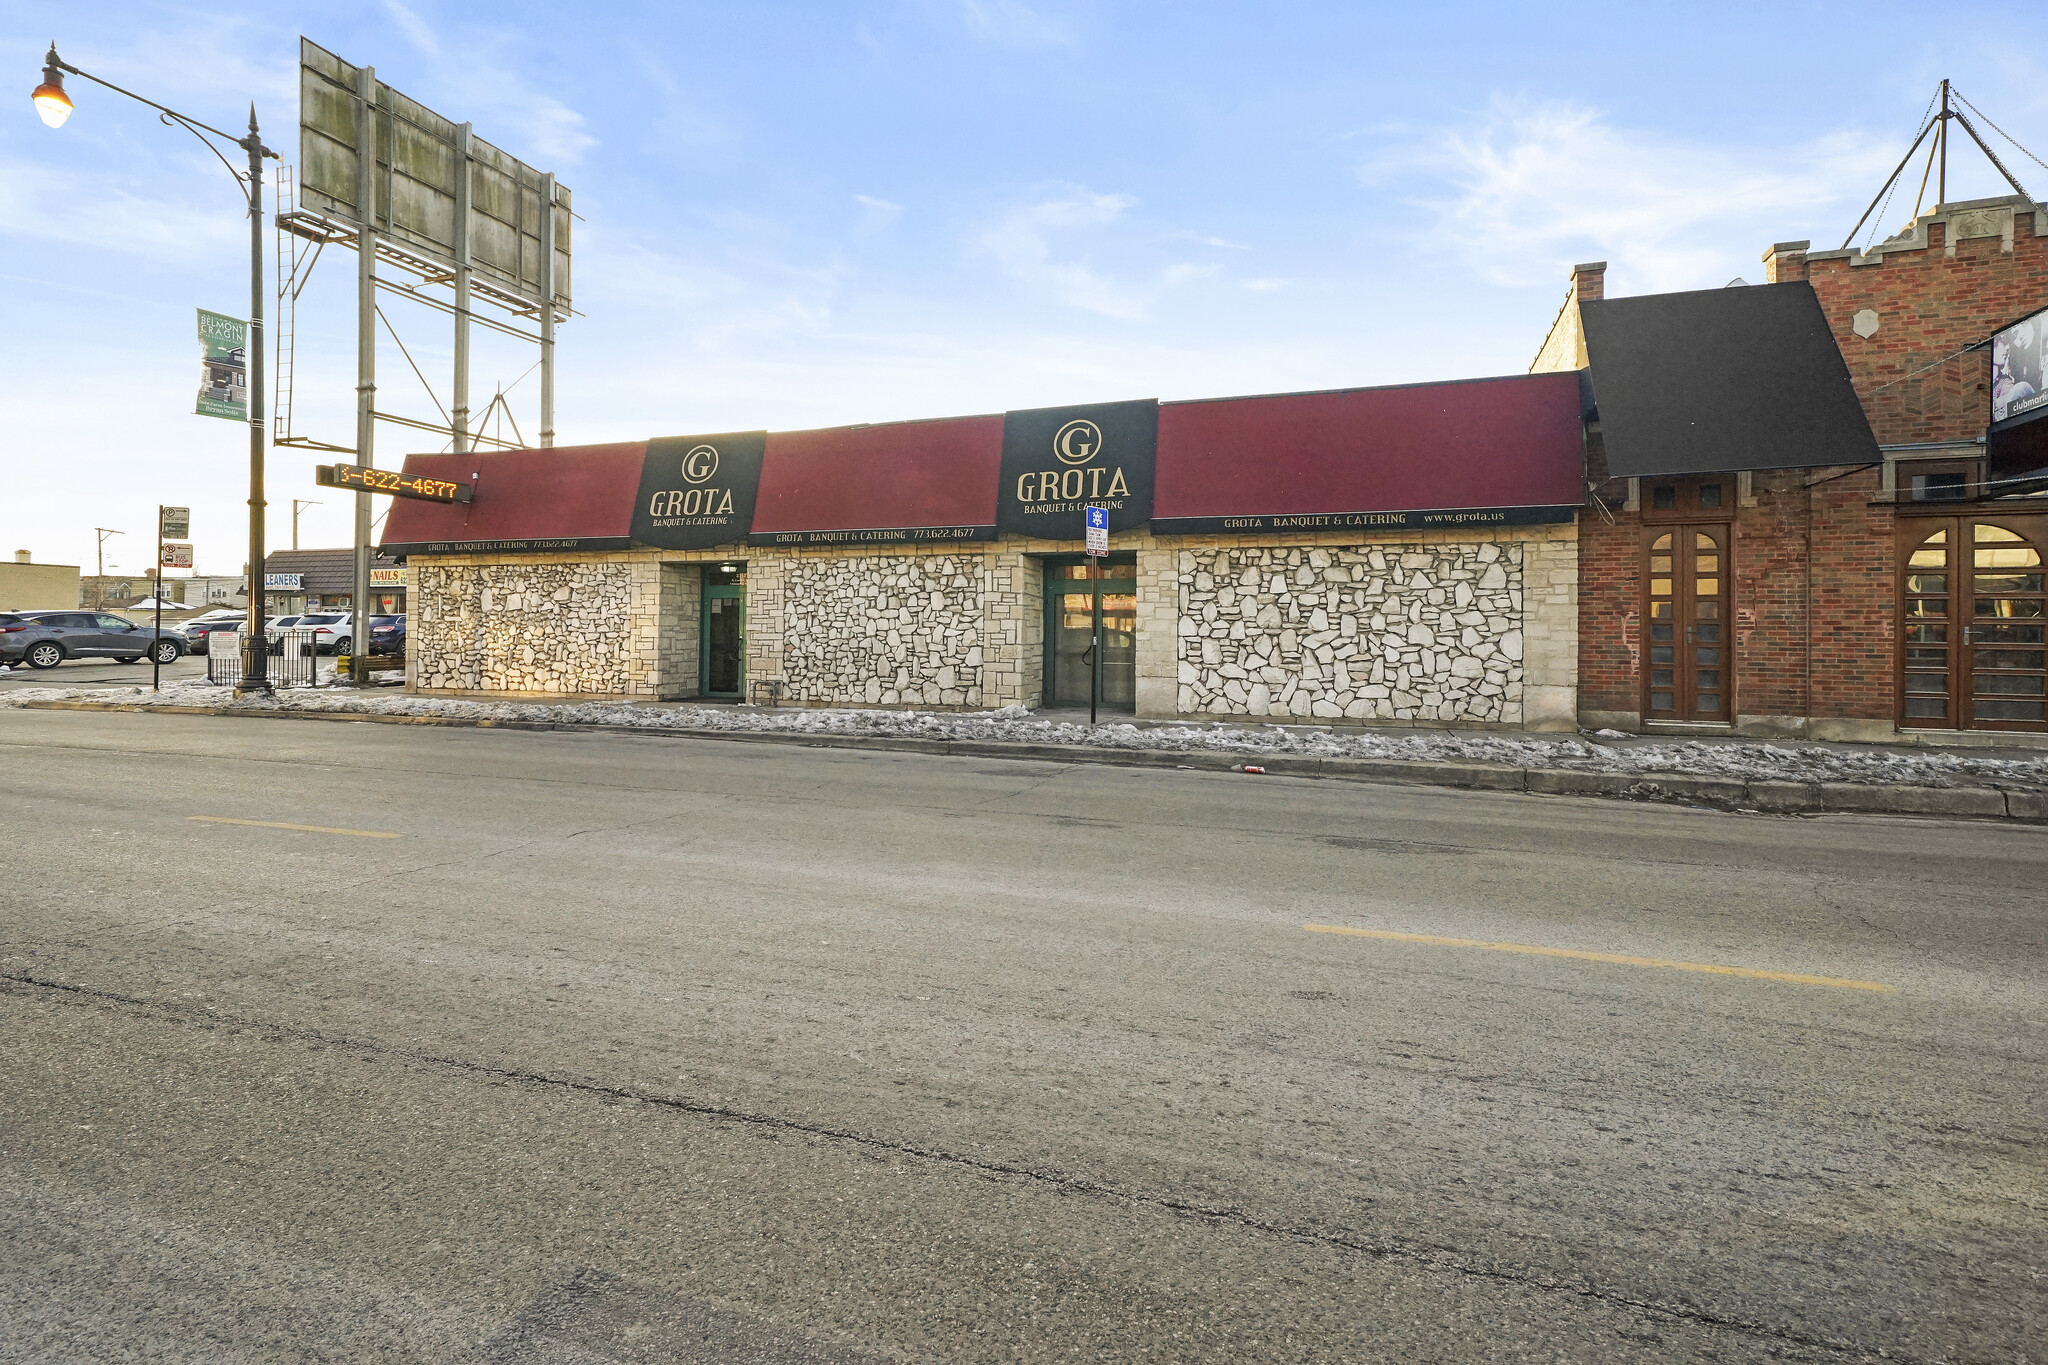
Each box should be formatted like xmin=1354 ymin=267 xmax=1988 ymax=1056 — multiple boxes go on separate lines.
xmin=1643 ymin=524 xmax=1729 ymax=722
xmin=1900 ymin=517 xmax=2047 ymax=731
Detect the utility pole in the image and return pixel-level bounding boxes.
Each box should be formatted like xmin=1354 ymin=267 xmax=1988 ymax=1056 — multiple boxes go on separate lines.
xmin=538 ymin=172 xmax=556 ymax=449
xmin=94 ymin=527 xmax=122 ymax=608
xmin=351 ymin=63 xmax=377 ymax=684
xmin=292 ymin=499 xmax=321 ymax=550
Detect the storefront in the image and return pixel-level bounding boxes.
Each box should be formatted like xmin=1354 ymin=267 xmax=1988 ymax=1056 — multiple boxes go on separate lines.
xmin=382 ymin=374 xmax=1587 ymax=729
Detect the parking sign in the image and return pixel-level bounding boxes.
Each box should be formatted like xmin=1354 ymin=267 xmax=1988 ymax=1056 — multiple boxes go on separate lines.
xmin=1085 ymin=505 xmax=1108 ymax=557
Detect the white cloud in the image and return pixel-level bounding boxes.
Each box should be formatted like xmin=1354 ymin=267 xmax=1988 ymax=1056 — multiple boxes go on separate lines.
xmin=1389 ymin=98 xmax=1897 ymax=293
xmin=957 ymin=0 xmax=1070 ymax=48
xmin=976 ymin=188 xmax=1146 ymax=319
xmin=383 ymin=0 xmax=441 ymax=57
xmin=854 ymin=194 xmax=904 ymax=235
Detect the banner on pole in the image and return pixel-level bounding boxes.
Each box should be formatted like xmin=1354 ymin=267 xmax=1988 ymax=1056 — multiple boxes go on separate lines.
xmin=160 ymin=506 xmax=190 ymax=539
xmin=160 ymin=543 xmax=193 ymax=569
xmin=195 ymin=310 xmax=249 ymax=421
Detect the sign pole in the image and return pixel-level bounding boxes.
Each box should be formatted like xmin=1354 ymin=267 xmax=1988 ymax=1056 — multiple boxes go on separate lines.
xmin=1090 ymin=554 xmax=1102 ymax=726
xmin=153 ymin=505 xmax=164 ymax=692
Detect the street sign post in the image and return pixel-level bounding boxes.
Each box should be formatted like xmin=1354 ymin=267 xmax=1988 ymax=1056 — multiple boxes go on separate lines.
xmin=152 ymin=505 xmax=190 ymax=692
xmin=159 ymin=542 xmax=193 ymax=568
xmin=1085 ymin=506 xmax=1108 ymax=724
xmin=160 ymin=507 xmax=190 ymax=540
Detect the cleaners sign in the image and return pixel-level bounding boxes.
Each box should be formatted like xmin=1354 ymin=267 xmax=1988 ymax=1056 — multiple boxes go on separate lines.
xmin=631 ymin=431 xmax=767 ymax=550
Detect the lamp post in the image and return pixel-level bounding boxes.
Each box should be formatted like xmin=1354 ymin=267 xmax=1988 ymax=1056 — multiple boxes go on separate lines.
xmin=35 ymin=43 xmax=277 ymax=693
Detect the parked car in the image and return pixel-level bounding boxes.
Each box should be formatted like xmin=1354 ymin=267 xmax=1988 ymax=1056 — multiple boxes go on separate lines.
xmin=366 ymin=614 xmax=407 ymax=656
xmin=0 ymin=610 xmax=186 ymax=669
xmin=297 ymin=612 xmax=354 ymax=655
xmin=182 ymin=619 xmax=247 ymax=655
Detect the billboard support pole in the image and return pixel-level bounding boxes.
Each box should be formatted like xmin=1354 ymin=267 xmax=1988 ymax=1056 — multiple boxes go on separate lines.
xmin=154 ymin=505 xmax=164 ymax=693
xmin=539 ymin=171 xmax=556 ymax=448
xmin=351 ymin=63 xmax=377 ymax=685
xmin=452 ymin=121 xmax=472 ymax=455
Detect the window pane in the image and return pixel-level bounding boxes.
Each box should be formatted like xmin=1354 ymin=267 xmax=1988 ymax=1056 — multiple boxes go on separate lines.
xmin=1694 ymin=532 xmax=1717 ymax=551
xmin=1974 ymin=675 xmax=2046 ymax=696
xmin=1905 ymin=623 xmax=1948 ymax=643
xmin=1904 ymin=598 xmax=1947 ymax=616
xmin=1972 ymin=699 xmax=2047 ymax=721
xmin=1905 ymin=672 xmax=1949 ymax=693
xmin=1650 ymin=646 xmax=1675 ymax=664
xmin=1975 ymin=572 xmax=2043 ymax=594
xmin=1695 ymin=602 xmax=1720 ymax=619
xmin=1699 ymin=484 xmax=1722 ymax=507
xmin=1976 ymin=649 xmax=2044 ymax=669
xmin=1650 ymin=623 xmax=1674 ymax=641
xmin=1905 ymin=697 xmax=1947 ymax=718
xmin=1650 ymin=692 xmax=1674 ymax=710
xmin=1696 ymin=694 xmax=1719 ymax=713
xmin=1909 ymin=547 xmax=1948 ymax=568
xmin=1653 ymin=487 xmax=1677 ymax=509
xmin=1697 ymin=623 xmax=1721 ymax=641
xmin=1650 ymin=578 xmax=1673 ymax=596
xmin=1911 ymin=472 xmax=1968 ymax=501
xmin=1652 ymin=533 xmax=1672 ymax=551
xmin=1905 ymin=574 xmax=1947 ymax=594
xmin=1695 ymin=577 xmax=1718 ymax=596
xmin=1696 ymin=670 xmax=1721 ymax=688
xmin=1695 ymin=647 xmax=1721 ymax=665
xmin=1978 ymin=624 xmax=2047 ymax=643
xmin=1650 ymin=556 xmax=1672 ymax=573
xmin=1974 ymin=524 xmax=2024 ymax=542
xmin=1650 ymin=669 xmax=1673 ymax=686
xmin=1905 ymin=647 xmax=1948 ymax=666
xmin=1695 ymin=554 xmax=1719 ymax=574
xmin=1976 ymin=547 xmax=2043 ymax=568
xmin=1649 ymin=602 xmax=1674 ymax=620
xmin=1976 ymin=599 xmax=2046 ymax=619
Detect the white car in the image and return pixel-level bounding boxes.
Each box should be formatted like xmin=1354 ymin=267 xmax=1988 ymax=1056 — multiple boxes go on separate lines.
xmin=296 ymin=612 xmax=355 ymax=655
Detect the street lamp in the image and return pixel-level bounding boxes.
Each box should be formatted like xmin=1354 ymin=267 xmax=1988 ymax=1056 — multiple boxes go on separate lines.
xmin=34 ymin=42 xmax=276 ymax=693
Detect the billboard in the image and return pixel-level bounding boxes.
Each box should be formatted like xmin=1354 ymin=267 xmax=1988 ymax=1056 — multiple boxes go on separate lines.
xmin=297 ymin=38 xmax=571 ymax=313
xmin=1992 ymin=306 xmax=2048 ymax=426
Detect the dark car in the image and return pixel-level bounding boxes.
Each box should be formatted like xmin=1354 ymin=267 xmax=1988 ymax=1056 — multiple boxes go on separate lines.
xmin=182 ymin=619 xmax=247 ymax=655
xmin=367 ymin=614 xmax=407 ymax=656
xmin=0 ymin=610 xmax=186 ymax=669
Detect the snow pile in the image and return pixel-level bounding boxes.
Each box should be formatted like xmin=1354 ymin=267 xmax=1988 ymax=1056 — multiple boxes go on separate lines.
xmin=5 ymin=678 xmax=2044 ymax=789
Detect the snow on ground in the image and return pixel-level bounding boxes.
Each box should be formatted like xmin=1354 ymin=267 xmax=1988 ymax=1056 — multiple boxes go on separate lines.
xmin=5 ymin=678 xmax=2045 ymax=789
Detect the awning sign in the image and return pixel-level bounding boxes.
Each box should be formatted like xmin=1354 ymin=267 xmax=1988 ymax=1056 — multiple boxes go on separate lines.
xmin=997 ymin=400 xmax=1156 ymax=539
xmin=370 ymin=567 xmax=408 ymax=588
xmin=632 ymin=431 xmax=767 ymax=550
xmin=264 ymin=573 xmax=303 ymax=590
xmin=195 ymin=309 xmax=248 ymax=422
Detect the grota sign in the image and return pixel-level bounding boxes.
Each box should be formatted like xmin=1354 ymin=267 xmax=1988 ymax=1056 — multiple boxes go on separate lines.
xmin=631 ymin=431 xmax=767 ymax=550
xmin=997 ymin=399 xmax=1157 ymax=538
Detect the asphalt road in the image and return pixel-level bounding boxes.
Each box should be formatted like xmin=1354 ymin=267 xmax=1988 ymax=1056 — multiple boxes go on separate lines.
xmin=2 ymin=709 xmax=2042 ymax=1363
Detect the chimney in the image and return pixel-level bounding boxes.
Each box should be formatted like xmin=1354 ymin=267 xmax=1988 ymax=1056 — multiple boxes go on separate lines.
xmin=13 ymin=550 xmax=27 ymax=564
xmin=1762 ymin=240 xmax=1810 ymax=283
xmin=1570 ymin=260 xmax=1606 ymax=303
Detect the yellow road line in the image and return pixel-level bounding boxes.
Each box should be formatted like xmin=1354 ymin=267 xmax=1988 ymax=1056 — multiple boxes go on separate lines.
xmin=189 ymin=816 xmax=400 ymax=839
xmin=1302 ymin=924 xmax=1893 ymax=993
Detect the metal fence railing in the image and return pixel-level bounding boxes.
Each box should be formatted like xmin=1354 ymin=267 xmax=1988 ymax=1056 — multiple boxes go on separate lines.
xmin=206 ymin=629 xmax=322 ymax=688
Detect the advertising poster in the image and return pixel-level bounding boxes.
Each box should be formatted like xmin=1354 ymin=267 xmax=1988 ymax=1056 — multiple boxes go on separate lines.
xmin=195 ymin=309 xmax=249 ymax=422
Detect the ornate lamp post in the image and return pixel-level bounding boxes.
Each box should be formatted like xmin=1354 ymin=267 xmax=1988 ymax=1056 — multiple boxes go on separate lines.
xmin=33 ymin=43 xmax=277 ymax=692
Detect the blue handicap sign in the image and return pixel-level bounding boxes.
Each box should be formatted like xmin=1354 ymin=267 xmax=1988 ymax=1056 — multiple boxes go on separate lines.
xmin=1085 ymin=506 xmax=1108 ymax=530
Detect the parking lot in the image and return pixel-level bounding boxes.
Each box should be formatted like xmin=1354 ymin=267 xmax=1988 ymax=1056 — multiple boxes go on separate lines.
xmin=0 ymin=651 xmax=211 ymax=693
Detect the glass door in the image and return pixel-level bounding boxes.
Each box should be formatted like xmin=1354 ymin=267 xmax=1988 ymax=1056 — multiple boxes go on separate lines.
xmin=1643 ymin=525 xmax=1729 ymax=721
xmin=701 ymin=564 xmax=745 ymax=698
xmin=1043 ymin=557 xmax=1136 ymax=709
xmin=1902 ymin=520 xmax=2046 ymax=730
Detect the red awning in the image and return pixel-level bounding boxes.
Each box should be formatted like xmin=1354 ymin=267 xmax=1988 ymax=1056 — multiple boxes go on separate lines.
xmin=1153 ymin=373 xmax=1584 ymax=532
xmin=381 ymin=443 xmax=647 ymax=553
xmin=750 ymin=416 xmax=1004 ymax=544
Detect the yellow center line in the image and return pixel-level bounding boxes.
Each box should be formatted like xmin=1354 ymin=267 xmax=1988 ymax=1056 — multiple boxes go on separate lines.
xmin=189 ymin=816 xmax=401 ymax=839
xmin=1303 ymin=924 xmax=1894 ymax=993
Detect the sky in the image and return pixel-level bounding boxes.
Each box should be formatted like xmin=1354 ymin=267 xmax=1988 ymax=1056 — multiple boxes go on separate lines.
xmin=3 ymin=0 xmax=2045 ymax=579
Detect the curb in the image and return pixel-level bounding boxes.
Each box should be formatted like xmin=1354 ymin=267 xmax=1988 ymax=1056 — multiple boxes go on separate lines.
xmin=14 ymin=698 xmax=2044 ymax=824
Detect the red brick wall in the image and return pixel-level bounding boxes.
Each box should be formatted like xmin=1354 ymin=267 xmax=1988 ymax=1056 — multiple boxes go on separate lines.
xmin=1576 ymin=432 xmax=1638 ymax=715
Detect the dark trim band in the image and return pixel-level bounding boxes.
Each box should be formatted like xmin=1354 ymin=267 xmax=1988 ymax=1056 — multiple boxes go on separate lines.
xmin=381 ymin=536 xmax=637 ymax=556
xmin=746 ymin=525 xmax=998 ymax=547
xmin=1148 ymin=505 xmax=1583 ymax=536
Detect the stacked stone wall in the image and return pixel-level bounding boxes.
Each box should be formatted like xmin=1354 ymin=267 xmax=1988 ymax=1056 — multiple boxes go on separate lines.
xmin=1176 ymin=543 xmax=1525 ymax=722
xmin=780 ymin=554 xmax=985 ymax=706
xmin=414 ymin=561 xmax=636 ymax=694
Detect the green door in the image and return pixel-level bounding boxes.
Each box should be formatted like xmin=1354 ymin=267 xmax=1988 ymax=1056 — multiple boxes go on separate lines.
xmin=701 ymin=565 xmax=745 ymax=698
xmin=1042 ymin=556 xmax=1137 ymax=709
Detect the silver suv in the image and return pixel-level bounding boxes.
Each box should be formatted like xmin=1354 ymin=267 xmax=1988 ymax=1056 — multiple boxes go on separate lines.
xmin=0 ymin=610 xmax=186 ymax=669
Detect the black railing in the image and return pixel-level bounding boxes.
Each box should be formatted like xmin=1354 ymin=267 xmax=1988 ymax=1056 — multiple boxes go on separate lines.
xmin=207 ymin=628 xmax=322 ymax=687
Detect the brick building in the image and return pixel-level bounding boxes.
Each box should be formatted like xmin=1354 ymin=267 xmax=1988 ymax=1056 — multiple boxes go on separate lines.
xmin=1535 ymin=193 xmax=2048 ymax=740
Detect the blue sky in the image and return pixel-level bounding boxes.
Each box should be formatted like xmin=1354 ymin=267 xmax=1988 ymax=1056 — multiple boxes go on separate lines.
xmin=4 ymin=1 xmax=2045 ymax=576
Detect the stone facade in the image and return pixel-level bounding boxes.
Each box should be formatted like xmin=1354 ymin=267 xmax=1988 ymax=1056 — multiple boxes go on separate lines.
xmin=779 ymin=553 xmax=986 ymax=707
xmin=1174 ymin=542 xmax=1527 ymax=722
xmin=413 ymin=561 xmax=638 ymax=694
xmin=405 ymin=523 xmax=1578 ymax=730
